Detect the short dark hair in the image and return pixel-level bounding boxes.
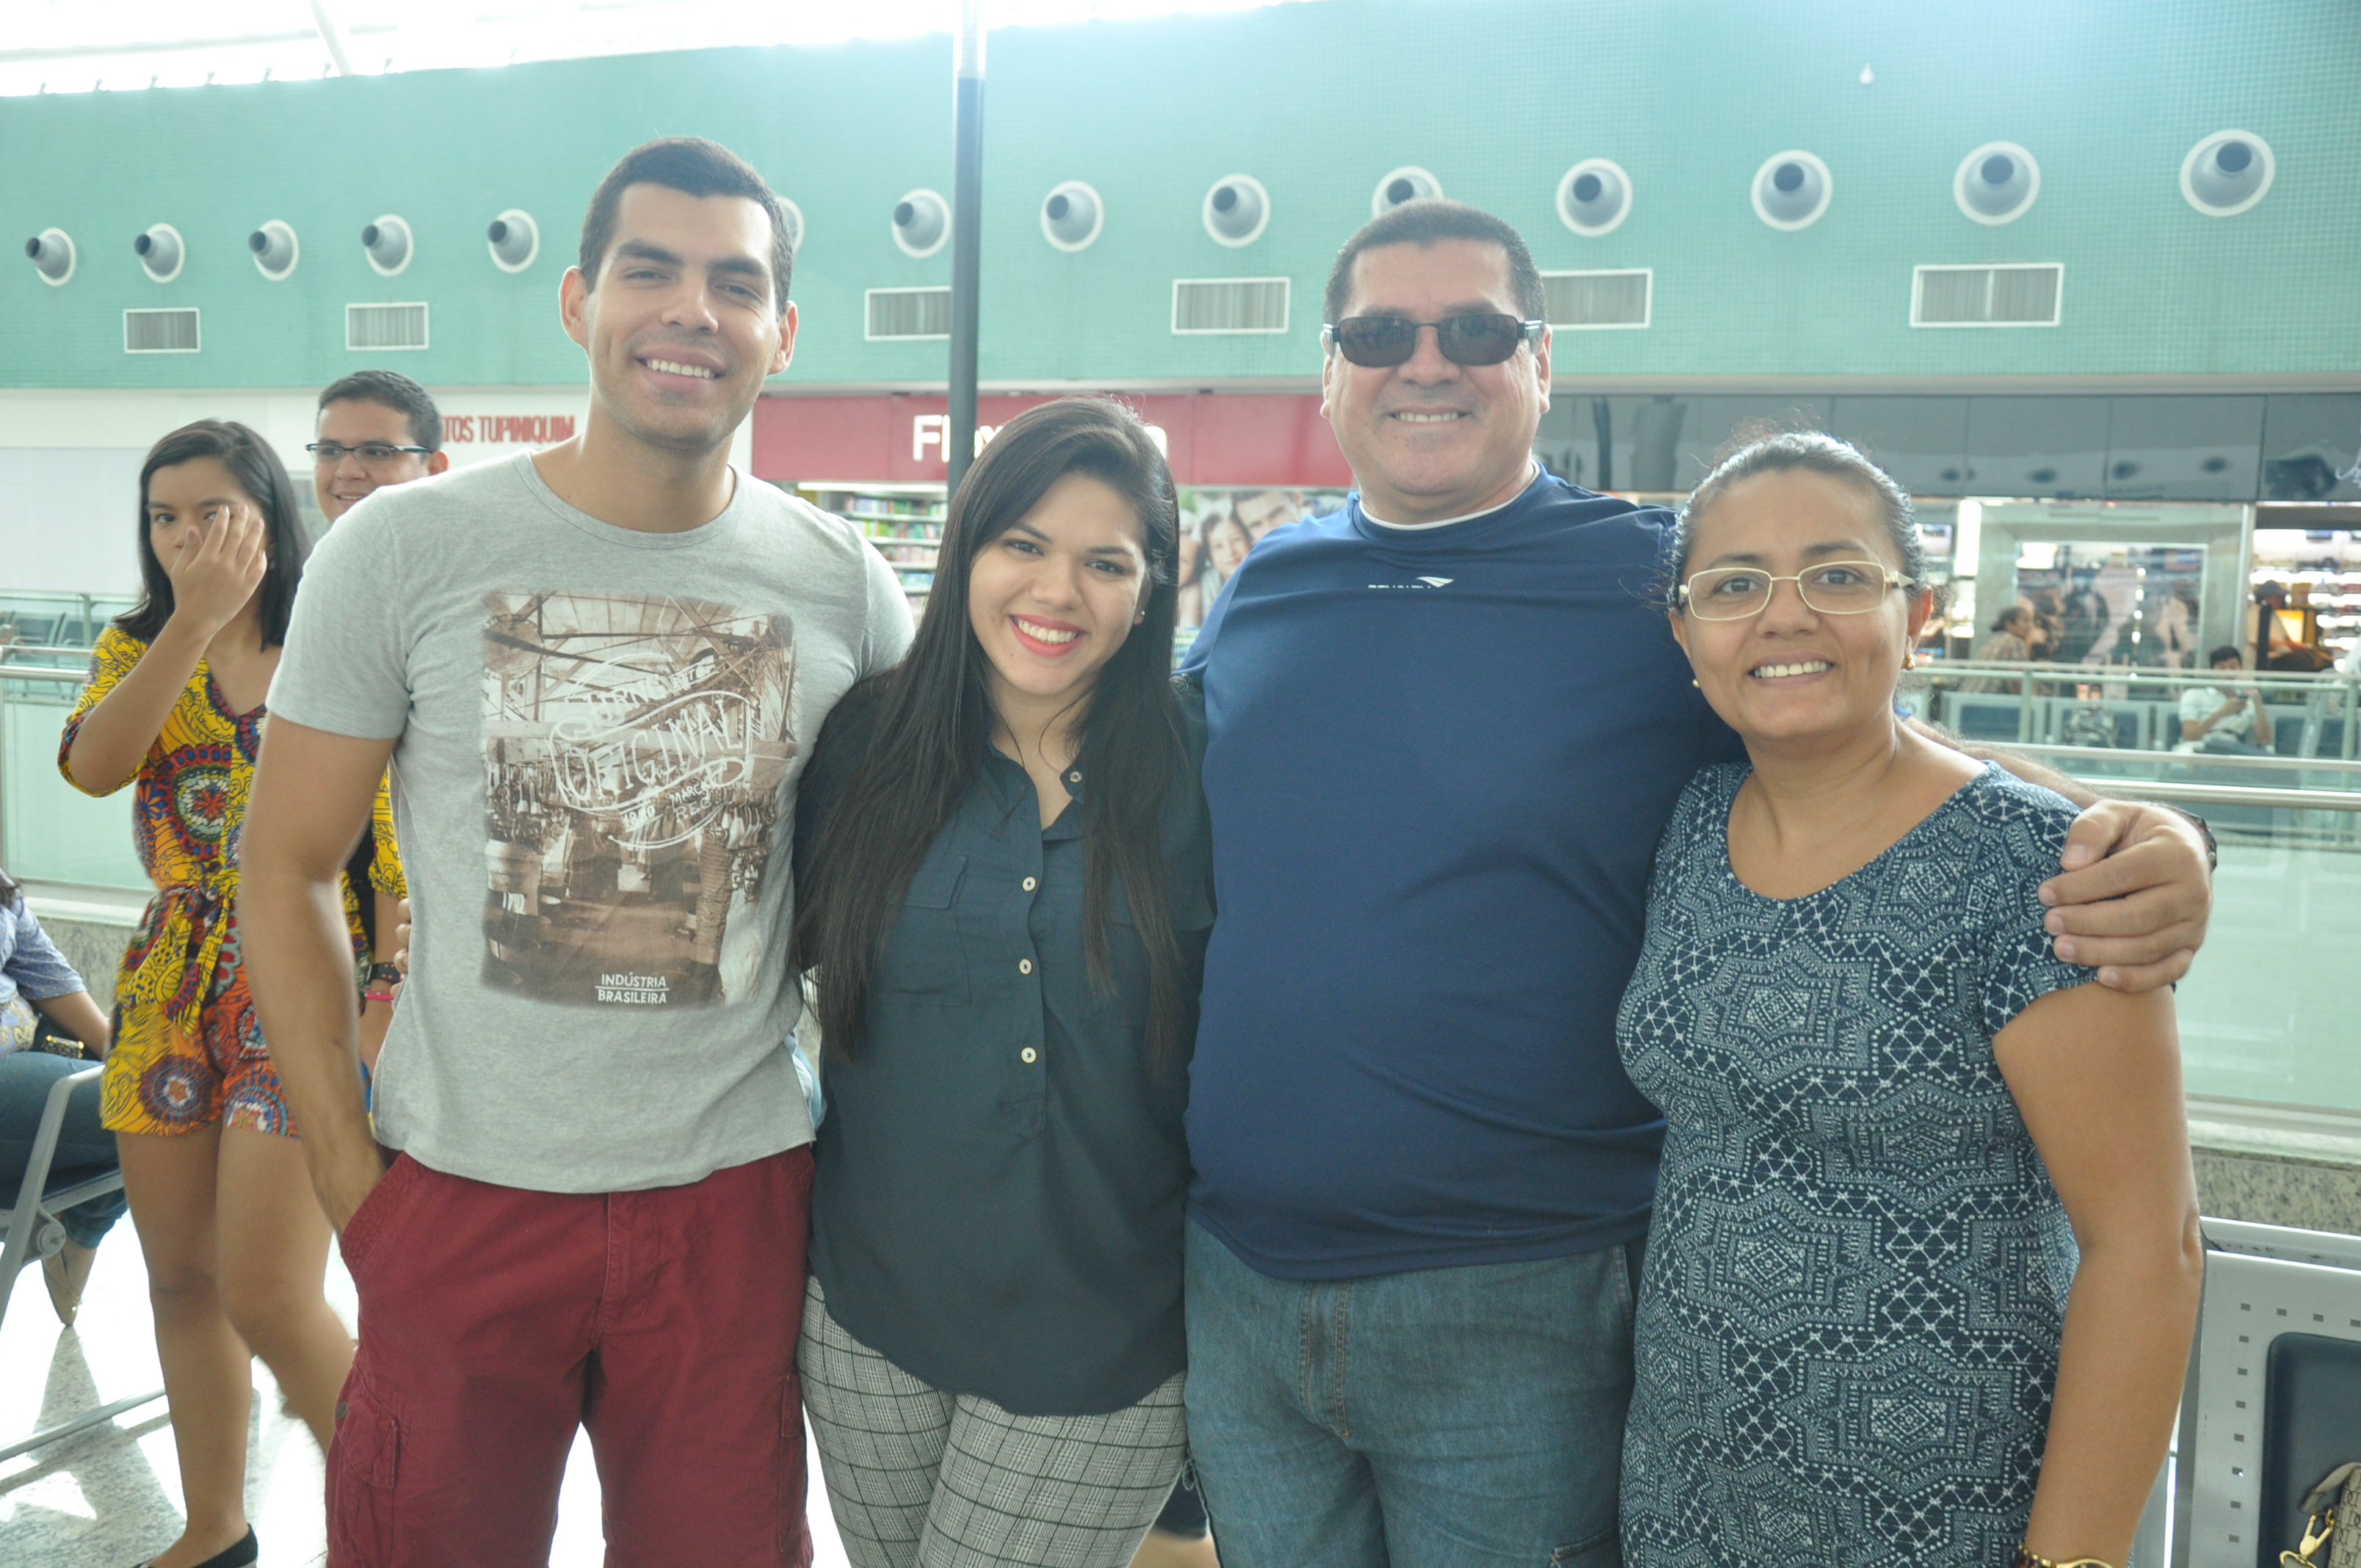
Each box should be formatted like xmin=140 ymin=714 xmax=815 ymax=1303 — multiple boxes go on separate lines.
xmin=319 ymin=370 xmax=442 ymax=452
xmin=1322 ymin=199 xmax=1547 ymax=327
xmin=579 ymin=137 xmax=794 ymax=306
xmin=1992 ymin=603 xmax=2030 ymax=634
xmin=120 ymin=420 xmax=311 ymax=647
xmin=2208 ymin=645 xmax=2244 ymax=667
xmin=1668 ymin=427 xmax=1926 ymax=607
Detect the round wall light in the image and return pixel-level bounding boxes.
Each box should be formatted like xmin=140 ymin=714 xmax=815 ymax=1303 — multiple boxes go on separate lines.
xmin=1040 ymin=181 xmax=1103 ymax=252
xmin=891 ymin=189 xmax=949 ymax=258
xmin=1371 ymin=166 xmax=1441 ymax=217
xmin=1203 ymin=175 xmax=1269 ymax=247
xmin=1752 ymin=151 xmax=1832 ymax=230
xmin=25 ymin=228 xmax=76 ymax=286
xmin=134 ymin=223 xmax=184 ymax=283
xmin=487 ymin=209 xmax=540 ymax=272
xmin=2180 ymin=130 xmax=2274 ymax=217
xmin=363 ymin=215 xmax=413 ymax=276
xmin=1556 ymin=159 xmax=1632 ymax=236
xmin=1954 ymin=142 xmax=2039 ymax=225
xmin=248 ymin=219 xmax=300 ymax=280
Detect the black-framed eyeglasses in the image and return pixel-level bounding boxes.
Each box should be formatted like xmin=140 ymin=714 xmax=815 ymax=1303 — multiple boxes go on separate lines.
xmin=1322 ymin=313 xmax=1545 ymax=369
xmin=305 ymin=441 xmax=430 ymax=465
xmin=1678 ymin=560 xmax=1918 ymax=621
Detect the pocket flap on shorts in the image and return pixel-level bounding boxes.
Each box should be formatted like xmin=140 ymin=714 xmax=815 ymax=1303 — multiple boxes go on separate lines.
xmin=334 ymin=1379 xmax=402 ymax=1490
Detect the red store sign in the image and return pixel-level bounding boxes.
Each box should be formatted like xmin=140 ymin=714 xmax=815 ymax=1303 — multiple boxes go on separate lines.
xmin=752 ymin=392 xmax=1352 ymax=488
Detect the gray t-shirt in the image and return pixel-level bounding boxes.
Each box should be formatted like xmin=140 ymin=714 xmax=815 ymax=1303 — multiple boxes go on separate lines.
xmin=270 ymin=452 xmax=913 ymax=1191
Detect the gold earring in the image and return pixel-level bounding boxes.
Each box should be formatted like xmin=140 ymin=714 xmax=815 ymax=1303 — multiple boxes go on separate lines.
xmin=1903 ymin=650 xmax=1916 ymax=670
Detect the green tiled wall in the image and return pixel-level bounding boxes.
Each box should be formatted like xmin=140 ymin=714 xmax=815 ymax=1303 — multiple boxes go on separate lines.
xmin=1 ymin=0 xmax=2356 ymax=391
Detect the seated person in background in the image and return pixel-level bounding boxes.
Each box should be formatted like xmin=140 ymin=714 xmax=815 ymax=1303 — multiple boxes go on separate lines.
xmin=1963 ymin=601 xmax=2037 ymax=693
xmin=2177 ymin=645 xmax=2275 ymax=755
xmin=1619 ymin=432 xmax=2202 ymax=1568
xmin=0 ymin=863 xmax=121 ymax=1325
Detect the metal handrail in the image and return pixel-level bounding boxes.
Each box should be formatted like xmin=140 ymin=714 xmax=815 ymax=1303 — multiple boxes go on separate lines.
xmin=2003 ymin=743 xmax=2361 ymax=778
xmin=2088 ymin=780 xmax=2361 ymax=812
xmin=1922 ymin=658 xmax=2357 ymax=694
xmin=0 ymin=667 xmax=88 ymax=686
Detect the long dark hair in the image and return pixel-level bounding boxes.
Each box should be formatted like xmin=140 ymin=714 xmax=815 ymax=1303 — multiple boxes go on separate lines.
xmin=117 ymin=420 xmax=310 ymax=647
xmin=792 ymin=399 xmax=1189 ymax=1066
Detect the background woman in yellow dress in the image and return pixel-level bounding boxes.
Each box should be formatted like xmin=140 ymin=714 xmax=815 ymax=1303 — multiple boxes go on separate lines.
xmin=60 ymin=419 xmax=404 ymax=1568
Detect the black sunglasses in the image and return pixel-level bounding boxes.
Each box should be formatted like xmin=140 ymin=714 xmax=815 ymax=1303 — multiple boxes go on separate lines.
xmin=1322 ymin=313 xmax=1545 ymax=369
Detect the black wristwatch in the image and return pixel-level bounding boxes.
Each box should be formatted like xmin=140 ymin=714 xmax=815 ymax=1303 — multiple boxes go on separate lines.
xmin=366 ymin=962 xmax=404 ymax=988
xmin=2168 ymin=806 xmax=2219 ymax=874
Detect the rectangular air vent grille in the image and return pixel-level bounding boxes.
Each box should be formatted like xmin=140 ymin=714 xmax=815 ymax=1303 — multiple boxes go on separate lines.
xmin=1542 ymin=269 xmax=1651 ymax=329
xmin=866 ymin=287 xmax=951 ymax=340
xmin=123 ymin=308 xmax=200 ymax=354
xmin=1911 ymin=264 xmax=2062 ymax=327
xmin=1172 ymin=277 xmax=1290 ymax=335
xmin=347 ymin=302 xmax=430 ymax=350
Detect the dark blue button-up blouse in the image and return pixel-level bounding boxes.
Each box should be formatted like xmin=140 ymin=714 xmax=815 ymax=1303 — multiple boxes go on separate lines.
xmin=795 ymin=682 xmax=1212 ymax=1416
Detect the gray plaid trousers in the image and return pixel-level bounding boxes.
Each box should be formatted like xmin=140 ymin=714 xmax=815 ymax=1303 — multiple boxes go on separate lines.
xmin=799 ymin=1277 xmax=1190 ymax=1568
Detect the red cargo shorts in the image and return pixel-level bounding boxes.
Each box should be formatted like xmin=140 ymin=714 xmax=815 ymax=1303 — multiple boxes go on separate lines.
xmin=327 ymin=1144 xmax=814 ymax=1568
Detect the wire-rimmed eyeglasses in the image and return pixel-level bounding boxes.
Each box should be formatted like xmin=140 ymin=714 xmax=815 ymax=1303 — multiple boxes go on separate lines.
xmin=1677 ymin=560 xmax=1917 ymax=620
xmin=305 ymin=441 xmax=430 ymax=466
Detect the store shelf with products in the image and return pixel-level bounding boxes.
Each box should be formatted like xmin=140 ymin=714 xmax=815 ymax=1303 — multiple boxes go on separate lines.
xmin=802 ymin=485 xmax=947 ymax=618
xmin=2251 ymin=528 xmax=2361 ymax=664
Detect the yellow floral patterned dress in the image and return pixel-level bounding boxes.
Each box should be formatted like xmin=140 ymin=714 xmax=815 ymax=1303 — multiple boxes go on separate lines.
xmin=60 ymin=626 xmax=405 ymax=1136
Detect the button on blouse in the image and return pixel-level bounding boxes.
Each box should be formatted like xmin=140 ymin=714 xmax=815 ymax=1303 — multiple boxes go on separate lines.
xmin=795 ymin=684 xmax=1213 ymax=1418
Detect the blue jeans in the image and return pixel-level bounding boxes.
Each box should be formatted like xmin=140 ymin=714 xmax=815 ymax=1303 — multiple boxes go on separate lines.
xmin=0 ymin=1050 xmax=126 ymax=1249
xmin=1184 ymin=1221 xmax=1641 ymax=1568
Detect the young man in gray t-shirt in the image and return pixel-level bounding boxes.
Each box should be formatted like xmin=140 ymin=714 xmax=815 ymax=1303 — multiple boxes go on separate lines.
xmin=243 ymin=138 xmax=910 ymax=1564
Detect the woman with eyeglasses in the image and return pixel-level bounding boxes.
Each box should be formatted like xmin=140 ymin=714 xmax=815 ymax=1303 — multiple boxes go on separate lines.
xmin=789 ymin=398 xmax=1208 ymax=1568
xmin=1614 ymin=432 xmax=2202 ymax=1568
xmin=59 ymin=420 xmax=405 ymax=1568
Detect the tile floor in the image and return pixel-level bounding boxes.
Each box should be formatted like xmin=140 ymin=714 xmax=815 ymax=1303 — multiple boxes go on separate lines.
xmin=1 ymin=1232 xmax=852 ymax=1567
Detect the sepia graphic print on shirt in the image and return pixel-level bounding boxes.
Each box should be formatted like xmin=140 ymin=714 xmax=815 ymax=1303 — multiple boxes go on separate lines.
xmin=480 ymin=592 xmax=795 ymax=1008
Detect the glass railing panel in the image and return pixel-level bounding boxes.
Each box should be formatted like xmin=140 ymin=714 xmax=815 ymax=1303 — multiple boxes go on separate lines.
xmin=0 ymin=592 xmax=135 ymax=655
xmin=2176 ymin=832 xmax=2361 ymax=1112
xmin=1 ymin=669 xmax=149 ymax=892
xmin=1913 ymin=660 xmax=2361 ymax=763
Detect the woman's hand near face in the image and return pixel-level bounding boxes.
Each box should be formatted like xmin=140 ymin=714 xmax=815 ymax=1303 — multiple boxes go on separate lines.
xmin=163 ymin=501 xmax=269 ymax=639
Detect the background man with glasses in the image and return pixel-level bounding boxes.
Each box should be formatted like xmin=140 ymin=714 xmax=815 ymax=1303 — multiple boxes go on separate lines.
xmin=1176 ymin=199 xmax=2216 ymax=1568
xmin=310 ymin=369 xmax=449 ymax=526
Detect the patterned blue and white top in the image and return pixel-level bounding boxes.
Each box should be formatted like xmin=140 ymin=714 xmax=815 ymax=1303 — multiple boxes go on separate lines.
xmin=0 ymin=894 xmax=89 ymax=1054
xmin=1617 ymin=762 xmax=2095 ymax=1568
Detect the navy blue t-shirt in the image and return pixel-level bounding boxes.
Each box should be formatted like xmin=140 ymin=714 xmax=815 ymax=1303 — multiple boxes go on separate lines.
xmin=1180 ymin=471 xmax=1744 ymax=1280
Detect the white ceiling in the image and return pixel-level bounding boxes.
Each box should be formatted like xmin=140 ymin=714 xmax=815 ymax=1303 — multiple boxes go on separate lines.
xmin=0 ymin=0 xmax=1310 ymax=97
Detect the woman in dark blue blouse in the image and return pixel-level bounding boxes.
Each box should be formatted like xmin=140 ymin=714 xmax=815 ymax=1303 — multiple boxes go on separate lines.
xmin=790 ymin=399 xmax=1209 ymax=1568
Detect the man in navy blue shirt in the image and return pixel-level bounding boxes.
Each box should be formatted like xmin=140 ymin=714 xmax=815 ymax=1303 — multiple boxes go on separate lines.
xmin=1176 ymin=200 xmax=2216 ymax=1568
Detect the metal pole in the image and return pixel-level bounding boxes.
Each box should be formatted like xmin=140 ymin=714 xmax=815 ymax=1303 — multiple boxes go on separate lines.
xmin=946 ymin=0 xmax=984 ymax=498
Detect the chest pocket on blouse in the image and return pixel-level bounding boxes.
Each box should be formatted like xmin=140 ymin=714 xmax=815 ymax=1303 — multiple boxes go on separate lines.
xmin=877 ymin=850 xmax=971 ymax=1003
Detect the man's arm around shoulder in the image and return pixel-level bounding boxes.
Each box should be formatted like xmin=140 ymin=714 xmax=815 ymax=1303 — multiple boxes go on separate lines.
xmin=243 ymin=719 xmax=400 ymax=1233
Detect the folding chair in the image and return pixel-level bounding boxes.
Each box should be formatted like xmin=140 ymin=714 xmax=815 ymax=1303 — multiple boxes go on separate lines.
xmin=0 ymin=1062 xmax=166 ymax=1462
xmin=2171 ymin=1218 xmax=2361 ymax=1568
